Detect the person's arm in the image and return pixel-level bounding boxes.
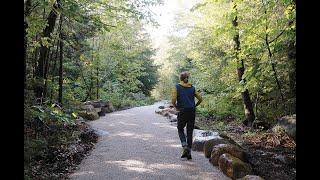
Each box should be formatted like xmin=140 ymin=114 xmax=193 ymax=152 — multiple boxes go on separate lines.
xmin=171 ymin=87 xmax=177 ymax=108
xmin=195 ymin=91 xmax=203 ymax=107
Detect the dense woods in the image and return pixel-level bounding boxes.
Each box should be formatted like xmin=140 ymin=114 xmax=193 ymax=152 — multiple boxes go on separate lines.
xmin=24 ymin=0 xmax=162 ymax=178
xmin=25 ymin=0 xmax=160 ymax=109
xmin=153 ymin=0 xmax=295 ymax=124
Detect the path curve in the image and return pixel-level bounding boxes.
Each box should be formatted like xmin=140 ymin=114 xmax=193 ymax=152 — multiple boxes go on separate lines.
xmin=70 ymin=102 xmax=230 ymax=180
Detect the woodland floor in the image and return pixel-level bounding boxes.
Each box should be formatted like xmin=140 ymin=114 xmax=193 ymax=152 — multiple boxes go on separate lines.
xmin=24 ymin=105 xmax=133 ymax=179
xmin=24 ymin=120 xmax=99 ymax=179
xmin=196 ymin=116 xmax=296 ymax=180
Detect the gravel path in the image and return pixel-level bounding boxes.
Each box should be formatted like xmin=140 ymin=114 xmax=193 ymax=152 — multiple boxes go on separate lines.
xmin=69 ymin=102 xmax=230 ymax=180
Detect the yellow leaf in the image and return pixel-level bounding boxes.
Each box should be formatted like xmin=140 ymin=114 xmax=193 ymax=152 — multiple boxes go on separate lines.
xmin=72 ymin=113 xmax=77 ymax=118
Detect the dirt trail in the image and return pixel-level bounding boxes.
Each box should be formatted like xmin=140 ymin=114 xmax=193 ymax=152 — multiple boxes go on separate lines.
xmin=69 ymin=102 xmax=230 ymax=180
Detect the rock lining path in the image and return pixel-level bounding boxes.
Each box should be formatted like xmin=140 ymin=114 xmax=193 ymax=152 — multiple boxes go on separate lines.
xmin=70 ymin=102 xmax=230 ymax=180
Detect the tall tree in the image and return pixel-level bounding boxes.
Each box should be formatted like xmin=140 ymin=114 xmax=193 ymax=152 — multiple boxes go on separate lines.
xmin=58 ymin=15 xmax=64 ymax=105
xmin=34 ymin=0 xmax=61 ymax=101
xmin=24 ymin=0 xmax=32 ymax=88
xmin=232 ymin=0 xmax=255 ymax=126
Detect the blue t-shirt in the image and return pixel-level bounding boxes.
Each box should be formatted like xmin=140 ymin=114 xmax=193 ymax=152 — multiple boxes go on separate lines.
xmin=176 ymin=84 xmax=195 ymax=111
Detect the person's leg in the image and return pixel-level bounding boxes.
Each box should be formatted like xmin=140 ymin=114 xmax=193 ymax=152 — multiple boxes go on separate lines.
xmin=186 ymin=110 xmax=195 ymax=159
xmin=177 ymin=111 xmax=187 ymax=147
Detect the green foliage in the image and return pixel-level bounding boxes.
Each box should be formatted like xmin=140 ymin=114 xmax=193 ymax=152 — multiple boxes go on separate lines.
xmin=153 ymin=0 xmax=295 ymax=122
xmin=197 ymin=94 xmax=243 ymax=120
xmin=31 ymin=103 xmax=76 ymax=125
xmin=25 ymin=0 xmax=163 ymax=179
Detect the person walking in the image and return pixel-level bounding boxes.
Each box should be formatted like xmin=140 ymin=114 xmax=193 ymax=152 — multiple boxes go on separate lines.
xmin=172 ymin=71 xmax=203 ymax=160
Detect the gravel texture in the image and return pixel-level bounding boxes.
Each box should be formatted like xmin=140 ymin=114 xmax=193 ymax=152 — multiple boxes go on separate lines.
xmin=69 ymin=102 xmax=230 ymax=180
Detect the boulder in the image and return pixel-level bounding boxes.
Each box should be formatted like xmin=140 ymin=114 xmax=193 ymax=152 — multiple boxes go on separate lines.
xmin=94 ymin=107 xmax=102 ymax=113
xmin=218 ymin=153 xmax=252 ymax=179
xmin=219 ymin=132 xmax=242 ymax=149
xmin=83 ymin=100 xmax=105 ymax=108
xmin=159 ymin=108 xmax=169 ymax=115
xmin=75 ymin=116 xmax=85 ymax=122
xmin=100 ymin=106 xmax=106 ymax=113
xmin=91 ymin=101 xmax=102 ymax=108
xmin=192 ymin=129 xmax=221 ymax=152
xmin=168 ymin=108 xmax=179 ymax=115
xmin=108 ymin=102 xmax=115 ymax=111
xmin=237 ymin=175 xmax=264 ymax=180
xmin=203 ymin=138 xmax=230 ymax=158
xmin=210 ymin=144 xmax=247 ymax=166
xmin=158 ymin=107 xmax=178 ymax=116
xmin=103 ymin=102 xmax=115 ymax=113
xmin=98 ymin=111 xmax=106 ymax=116
xmin=168 ymin=114 xmax=178 ymax=122
xmin=80 ymin=105 xmax=95 ymax=111
xmin=83 ymin=101 xmax=92 ymax=105
xmin=168 ymin=113 xmax=178 ymax=120
xmin=163 ymin=111 xmax=170 ymax=117
xmin=78 ymin=111 xmax=99 ymax=120
xmin=272 ymin=114 xmax=296 ymax=140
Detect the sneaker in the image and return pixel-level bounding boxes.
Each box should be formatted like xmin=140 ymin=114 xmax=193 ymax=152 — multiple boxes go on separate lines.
xmin=187 ymin=153 xmax=192 ymax=160
xmin=181 ymin=149 xmax=188 ymax=158
xmin=185 ymin=148 xmax=192 ymax=160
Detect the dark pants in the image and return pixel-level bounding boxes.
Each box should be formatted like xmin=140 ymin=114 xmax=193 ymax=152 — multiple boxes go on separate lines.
xmin=177 ymin=110 xmax=195 ymax=149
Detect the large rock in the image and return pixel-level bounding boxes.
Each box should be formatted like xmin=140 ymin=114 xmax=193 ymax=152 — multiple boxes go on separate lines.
xmin=169 ymin=114 xmax=177 ymax=122
xmin=159 ymin=108 xmax=169 ymax=116
xmin=157 ymin=107 xmax=178 ymax=116
xmin=81 ymin=104 xmax=95 ymax=111
xmin=102 ymin=102 xmax=115 ymax=113
xmin=83 ymin=100 xmax=104 ymax=108
xmin=237 ymin=175 xmax=265 ymax=180
xmin=203 ymin=138 xmax=230 ymax=158
xmin=218 ymin=153 xmax=252 ymax=179
xmin=219 ymin=132 xmax=242 ymax=149
xmin=98 ymin=111 xmax=106 ymax=116
xmin=78 ymin=111 xmax=99 ymax=120
xmin=192 ymin=129 xmax=221 ymax=152
xmin=106 ymin=102 xmax=115 ymax=112
xmin=272 ymin=114 xmax=296 ymax=140
xmin=94 ymin=107 xmax=102 ymax=113
xmin=168 ymin=108 xmax=179 ymax=115
xmin=210 ymin=144 xmax=247 ymax=166
xmin=91 ymin=101 xmax=102 ymax=108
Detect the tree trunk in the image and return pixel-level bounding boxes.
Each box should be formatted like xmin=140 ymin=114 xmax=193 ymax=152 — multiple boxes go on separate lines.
xmin=96 ymin=39 xmax=102 ymax=100
xmin=96 ymin=66 xmax=99 ymax=99
xmin=34 ymin=0 xmax=60 ymax=100
xmin=50 ymin=42 xmax=59 ymax=101
xmin=264 ymin=7 xmax=284 ymax=102
xmin=24 ymin=0 xmax=32 ymax=88
xmin=287 ymin=40 xmax=296 ymax=114
xmin=33 ymin=47 xmax=38 ymax=79
xmin=43 ymin=46 xmax=52 ymax=100
xmin=232 ymin=1 xmax=255 ymax=126
xmin=89 ymin=70 xmax=94 ymax=100
xmin=288 ymin=41 xmax=296 ymax=99
xmin=90 ymin=37 xmax=95 ymax=101
xmin=58 ymin=16 xmax=63 ymax=105
xmin=255 ymin=92 xmax=259 ymax=118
